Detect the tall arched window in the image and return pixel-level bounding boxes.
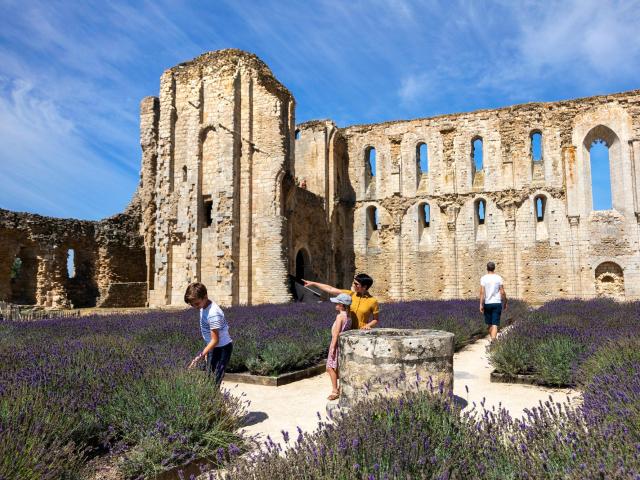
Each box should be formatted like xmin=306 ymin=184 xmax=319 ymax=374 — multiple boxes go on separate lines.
xmin=366 ymin=146 xmax=376 ymax=177
xmin=531 ymin=131 xmax=543 ymax=162
xmin=67 ymin=249 xmax=75 ymax=278
xmin=419 ymin=203 xmax=431 ymax=228
xmin=417 ymin=142 xmax=428 ymax=174
xmin=534 ymin=195 xmax=546 ymax=222
xmin=182 ymin=166 xmax=187 ymax=182
xmin=472 ymin=137 xmax=483 ymax=171
xmin=589 ymin=139 xmax=612 ymax=210
xmin=295 ymin=129 xmax=301 ymax=140
xmin=475 ymin=199 xmax=486 ymax=225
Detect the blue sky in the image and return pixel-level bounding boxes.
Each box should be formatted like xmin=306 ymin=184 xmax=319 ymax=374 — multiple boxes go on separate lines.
xmin=1 ymin=0 xmax=639 ymax=220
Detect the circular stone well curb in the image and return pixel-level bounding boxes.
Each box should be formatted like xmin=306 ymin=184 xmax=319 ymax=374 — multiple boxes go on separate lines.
xmin=337 ymin=328 xmax=454 ymax=408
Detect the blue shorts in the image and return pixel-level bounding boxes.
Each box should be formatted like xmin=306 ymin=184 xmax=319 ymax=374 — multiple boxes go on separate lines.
xmin=483 ymin=303 xmax=502 ymax=326
xmin=206 ymin=342 xmax=233 ymax=386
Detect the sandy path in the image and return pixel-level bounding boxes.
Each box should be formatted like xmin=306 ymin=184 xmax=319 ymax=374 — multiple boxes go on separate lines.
xmin=222 ymin=336 xmax=579 ymax=445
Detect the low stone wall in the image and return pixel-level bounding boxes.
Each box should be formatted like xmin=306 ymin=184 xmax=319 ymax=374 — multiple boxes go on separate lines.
xmin=338 ymin=328 xmax=454 ymax=408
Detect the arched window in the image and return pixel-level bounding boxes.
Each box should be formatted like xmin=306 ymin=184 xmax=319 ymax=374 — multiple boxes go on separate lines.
xmin=366 ymin=206 xmax=378 ymax=232
xmin=534 ymin=195 xmax=546 ymax=222
xmin=67 ymin=249 xmax=75 ymax=279
xmin=182 ymin=165 xmax=187 ymax=182
xmin=203 ymin=196 xmax=213 ymax=227
xmin=295 ymin=129 xmax=301 ymax=140
xmin=531 ymin=131 xmax=542 ymax=162
xmin=472 ymin=137 xmax=483 ymax=171
xmin=589 ymin=139 xmax=612 ymax=210
xmin=417 ymin=142 xmax=428 ymax=174
xmin=476 ymin=199 xmax=486 ymax=225
xmin=366 ymin=146 xmax=376 ymax=177
xmin=419 ymin=203 xmax=431 ymax=228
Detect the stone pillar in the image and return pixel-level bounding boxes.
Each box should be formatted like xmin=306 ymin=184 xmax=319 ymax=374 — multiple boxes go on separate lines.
xmin=388 ymin=215 xmax=403 ymax=300
xmin=338 ymin=328 xmax=454 ymax=408
xmin=442 ymin=203 xmax=460 ymax=298
xmin=35 ymin=247 xmax=70 ymax=308
xmin=503 ymin=205 xmax=519 ymax=297
xmin=567 ymin=215 xmax=581 ymax=296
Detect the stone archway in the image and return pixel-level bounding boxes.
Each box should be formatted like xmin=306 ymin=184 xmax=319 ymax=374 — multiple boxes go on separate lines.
xmin=595 ymin=262 xmax=624 ymax=298
xmin=295 ymin=248 xmax=312 ymax=280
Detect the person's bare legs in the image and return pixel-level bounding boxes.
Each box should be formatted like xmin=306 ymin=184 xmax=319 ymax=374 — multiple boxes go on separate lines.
xmin=327 ymin=367 xmax=339 ymax=396
xmin=488 ymin=325 xmax=498 ymax=341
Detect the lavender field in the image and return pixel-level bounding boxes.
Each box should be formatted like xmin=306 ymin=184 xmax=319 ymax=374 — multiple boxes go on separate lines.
xmin=220 ymin=299 xmax=640 ymax=479
xmin=0 ymin=299 xmax=520 ymax=479
xmin=488 ymin=298 xmax=640 ymax=386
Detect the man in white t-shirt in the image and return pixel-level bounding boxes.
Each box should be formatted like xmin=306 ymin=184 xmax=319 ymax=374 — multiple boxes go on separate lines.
xmin=479 ymin=261 xmax=508 ymax=341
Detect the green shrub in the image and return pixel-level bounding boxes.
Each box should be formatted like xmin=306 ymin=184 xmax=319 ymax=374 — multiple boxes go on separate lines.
xmin=100 ymin=370 xmax=244 ymax=479
xmin=532 ymin=336 xmax=584 ymax=386
xmin=487 ymin=332 xmax=535 ymax=376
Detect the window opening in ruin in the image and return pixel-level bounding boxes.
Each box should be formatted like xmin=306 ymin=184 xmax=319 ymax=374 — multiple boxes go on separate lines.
xmin=476 ymin=199 xmax=486 ymax=225
xmin=67 ymin=249 xmax=75 ymax=279
xmin=366 ymin=147 xmax=376 ymax=177
xmin=589 ymin=139 xmax=612 ymax=210
xmin=203 ymin=196 xmax=213 ymax=227
xmin=295 ymin=129 xmax=301 ymax=140
xmin=535 ymin=196 xmax=545 ymax=222
xmin=420 ymin=203 xmax=431 ymax=228
xmin=182 ymin=166 xmax=187 ymax=182
xmin=531 ymin=131 xmax=543 ymax=162
xmin=367 ymin=206 xmax=379 ymax=231
xmin=10 ymin=257 xmax=22 ymax=280
xmin=417 ymin=143 xmax=428 ymax=174
xmin=472 ymin=138 xmax=483 ymax=171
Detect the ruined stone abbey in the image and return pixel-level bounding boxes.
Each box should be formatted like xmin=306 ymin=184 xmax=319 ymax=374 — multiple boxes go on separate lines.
xmin=2 ymin=49 xmax=640 ymax=308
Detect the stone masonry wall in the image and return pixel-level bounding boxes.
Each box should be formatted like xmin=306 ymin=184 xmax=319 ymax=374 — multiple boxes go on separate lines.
xmin=338 ymin=90 xmax=640 ymax=302
xmin=0 ymin=208 xmax=145 ymax=308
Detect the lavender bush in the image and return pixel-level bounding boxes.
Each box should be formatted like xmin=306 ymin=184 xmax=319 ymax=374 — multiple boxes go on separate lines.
xmin=488 ymin=298 xmax=640 ymax=386
xmin=217 ymin=372 xmax=640 ymax=479
xmin=0 ymin=312 xmax=245 ymax=480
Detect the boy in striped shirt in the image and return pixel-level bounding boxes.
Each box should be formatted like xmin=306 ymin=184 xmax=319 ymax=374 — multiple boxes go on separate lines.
xmin=184 ymin=282 xmax=233 ymax=386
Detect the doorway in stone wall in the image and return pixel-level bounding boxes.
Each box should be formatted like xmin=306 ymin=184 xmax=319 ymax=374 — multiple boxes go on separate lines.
xmin=295 ymin=248 xmax=312 ymax=280
xmin=10 ymin=246 xmax=38 ymax=304
xmin=594 ymin=262 xmax=624 ymax=298
xmin=64 ymin=247 xmax=99 ymax=308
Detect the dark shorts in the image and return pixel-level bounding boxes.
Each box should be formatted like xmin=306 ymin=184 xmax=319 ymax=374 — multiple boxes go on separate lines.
xmin=483 ymin=303 xmax=502 ymax=326
xmin=206 ymin=342 xmax=233 ymax=386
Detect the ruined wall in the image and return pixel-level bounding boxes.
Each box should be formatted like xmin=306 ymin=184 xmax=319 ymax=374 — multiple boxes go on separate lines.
xmin=336 ymin=90 xmax=640 ymax=302
xmin=144 ymin=50 xmax=296 ymax=307
xmin=0 ymin=208 xmax=145 ymax=308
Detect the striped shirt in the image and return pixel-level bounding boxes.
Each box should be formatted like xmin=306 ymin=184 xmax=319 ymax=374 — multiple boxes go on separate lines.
xmin=199 ymin=301 xmax=232 ymax=347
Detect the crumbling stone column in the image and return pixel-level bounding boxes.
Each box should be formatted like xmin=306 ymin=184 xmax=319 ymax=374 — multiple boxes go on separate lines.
xmin=338 ymin=328 xmax=454 ymax=408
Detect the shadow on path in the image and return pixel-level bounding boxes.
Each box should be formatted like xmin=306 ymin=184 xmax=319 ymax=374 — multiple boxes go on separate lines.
xmin=242 ymin=411 xmax=269 ymax=427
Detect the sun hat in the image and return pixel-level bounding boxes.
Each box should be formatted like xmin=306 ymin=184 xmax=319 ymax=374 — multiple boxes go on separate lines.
xmin=330 ymin=293 xmax=352 ymax=306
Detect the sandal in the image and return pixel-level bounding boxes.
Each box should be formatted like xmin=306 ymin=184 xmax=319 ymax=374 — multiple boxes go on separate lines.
xmin=327 ymin=391 xmax=340 ymax=401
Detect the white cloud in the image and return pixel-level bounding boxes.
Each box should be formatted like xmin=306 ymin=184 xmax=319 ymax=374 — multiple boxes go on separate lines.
xmin=0 ymin=79 xmax=136 ymax=219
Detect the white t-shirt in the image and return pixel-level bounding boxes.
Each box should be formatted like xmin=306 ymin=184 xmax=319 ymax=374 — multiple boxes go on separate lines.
xmin=480 ymin=274 xmax=503 ymax=305
xmin=199 ymin=301 xmax=232 ymax=347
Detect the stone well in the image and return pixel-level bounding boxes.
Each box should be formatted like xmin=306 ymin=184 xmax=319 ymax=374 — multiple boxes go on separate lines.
xmin=337 ymin=328 xmax=454 ymax=408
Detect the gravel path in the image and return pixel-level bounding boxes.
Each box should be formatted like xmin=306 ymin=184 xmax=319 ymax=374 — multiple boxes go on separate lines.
xmin=222 ymin=336 xmax=579 ymax=445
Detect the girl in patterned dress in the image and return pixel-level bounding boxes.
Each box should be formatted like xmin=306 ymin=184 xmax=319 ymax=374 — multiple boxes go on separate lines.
xmin=326 ymin=293 xmax=352 ymax=400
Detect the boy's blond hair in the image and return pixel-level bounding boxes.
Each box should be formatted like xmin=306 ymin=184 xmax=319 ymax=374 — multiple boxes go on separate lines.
xmin=184 ymin=282 xmax=208 ymax=304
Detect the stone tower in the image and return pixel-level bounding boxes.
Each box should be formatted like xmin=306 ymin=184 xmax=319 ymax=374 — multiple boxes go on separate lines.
xmin=141 ymin=50 xmax=296 ymax=306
